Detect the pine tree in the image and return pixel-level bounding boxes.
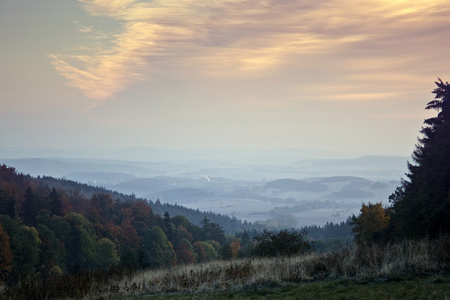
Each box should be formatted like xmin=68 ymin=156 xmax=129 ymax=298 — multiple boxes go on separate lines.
xmin=21 ymin=187 xmax=37 ymax=227
xmin=49 ymin=187 xmax=63 ymax=217
xmin=390 ymin=78 xmax=450 ymax=238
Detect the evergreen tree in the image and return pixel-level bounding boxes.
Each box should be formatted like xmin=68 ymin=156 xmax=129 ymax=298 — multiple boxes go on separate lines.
xmin=6 ymin=196 xmax=16 ymax=219
xmin=21 ymin=187 xmax=37 ymax=227
xmin=163 ymin=212 xmax=175 ymax=243
xmin=200 ymin=218 xmax=226 ymax=245
xmin=390 ymin=79 xmax=450 ymax=238
xmin=0 ymin=187 xmax=15 ymax=218
xmin=49 ymin=187 xmax=63 ymax=217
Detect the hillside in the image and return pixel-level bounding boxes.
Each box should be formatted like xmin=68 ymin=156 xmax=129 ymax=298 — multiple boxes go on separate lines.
xmin=36 ymin=175 xmax=249 ymax=233
xmin=4 ymin=237 xmax=449 ymax=299
xmin=0 ymin=163 xmax=252 ymax=285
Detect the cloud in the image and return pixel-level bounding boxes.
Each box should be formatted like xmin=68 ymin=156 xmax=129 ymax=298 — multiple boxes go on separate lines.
xmin=78 ymin=26 xmax=93 ymax=33
xmin=50 ymin=0 xmax=450 ymax=100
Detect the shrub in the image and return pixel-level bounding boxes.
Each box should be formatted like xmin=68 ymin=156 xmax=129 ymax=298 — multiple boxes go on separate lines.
xmin=252 ymin=229 xmax=312 ymax=257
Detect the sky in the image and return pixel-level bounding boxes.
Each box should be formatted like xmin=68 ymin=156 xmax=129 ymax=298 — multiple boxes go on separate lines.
xmin=1 ymin=0 xmax=450 ymax=160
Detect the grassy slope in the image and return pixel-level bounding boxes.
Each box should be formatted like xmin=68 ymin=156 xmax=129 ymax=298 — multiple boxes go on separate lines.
xmin=92 ymin=238 xmax=450 ymax=300
xmin=4 ymin=238 xmax=448 ymax=299
xmin=109 ymin=276 xmax=450 ymax=299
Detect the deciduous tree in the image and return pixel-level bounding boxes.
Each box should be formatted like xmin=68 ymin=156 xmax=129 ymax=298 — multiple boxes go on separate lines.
xmin=351 ymin=202 xmax=390 ymax=246
xmin=96 ymin=238 xmax=120 ymax=271
xmin=0 ymin=223 xmax=13 ymax=281
xmin=140 ymin=227 xmax=176 ymax=269
xmin=252 ymin=229 xmax=311 ymax=257
xmin=175 ymin=239 xmax=197 ymax=265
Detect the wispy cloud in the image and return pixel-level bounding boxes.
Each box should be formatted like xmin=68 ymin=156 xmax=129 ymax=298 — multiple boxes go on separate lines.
xmin=50 ymin=0 xmax=450 ymax=100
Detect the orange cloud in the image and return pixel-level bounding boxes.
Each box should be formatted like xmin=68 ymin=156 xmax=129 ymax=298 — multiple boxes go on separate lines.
xmin=50 ymin=0 xmax=450 ymax=100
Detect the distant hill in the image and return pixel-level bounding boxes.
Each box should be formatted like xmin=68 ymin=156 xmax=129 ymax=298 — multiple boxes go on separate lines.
xmin=36 ymin=175 xmax=249 ymax=233
xmin=265 ymin=179 xmax=327 ymax=192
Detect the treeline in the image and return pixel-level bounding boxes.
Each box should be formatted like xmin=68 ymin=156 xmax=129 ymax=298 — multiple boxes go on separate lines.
xmin=38 ymin=175 xmax=250 ymax=233
xmin=0 ymin=164 xmax=242 ymax=284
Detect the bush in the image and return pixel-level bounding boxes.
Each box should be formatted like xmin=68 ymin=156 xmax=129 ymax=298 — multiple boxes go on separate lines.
xmin=252 ymin=229 xmax=312 ymax=257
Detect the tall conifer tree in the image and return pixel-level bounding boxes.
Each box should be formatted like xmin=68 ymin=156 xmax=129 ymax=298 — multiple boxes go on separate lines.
xmin=21 ymin=188 xmax=37 ymax=227
xmin=390 ymin=79 xmax=450 ymax=238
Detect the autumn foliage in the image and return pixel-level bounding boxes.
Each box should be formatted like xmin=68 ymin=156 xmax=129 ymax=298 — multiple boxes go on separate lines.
xmin=350 ymin=202 xmax=390 ymax=246
xmin=0 ymin=164 xmax=232 ymax=284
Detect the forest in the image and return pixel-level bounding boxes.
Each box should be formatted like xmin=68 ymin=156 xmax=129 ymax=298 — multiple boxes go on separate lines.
xmin=0 ymin=79 xmax=449 ymax=299
xmin=0 ymin=163 xmax=352 ymax=286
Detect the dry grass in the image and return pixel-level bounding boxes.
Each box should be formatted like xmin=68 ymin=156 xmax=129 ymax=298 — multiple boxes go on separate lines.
xmin=98 ymin=238 xmax=450 ymax=298
xmin=2 ymin=237 xmax=449 ymax=299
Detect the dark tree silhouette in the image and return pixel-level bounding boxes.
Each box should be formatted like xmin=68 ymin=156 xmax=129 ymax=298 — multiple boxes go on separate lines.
xmin=390 ymin=78 xmax=450 ymax=238
xmin=200 ymin=218 xmax=226 ymax=245
xmin=21 ymin=188 xmax=37 ymax=227
xmin=252 ymin=229 xmax=312 ymax=257
xmin=49 ymin=187 xmax=63 ymax=217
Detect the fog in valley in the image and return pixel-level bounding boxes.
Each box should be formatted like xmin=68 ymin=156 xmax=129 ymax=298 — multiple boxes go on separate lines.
xmin=1 ymin=147 xmax=408 ymax=229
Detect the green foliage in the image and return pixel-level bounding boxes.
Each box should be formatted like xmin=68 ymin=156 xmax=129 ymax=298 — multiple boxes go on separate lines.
xmin=36 ymin=224 xmax=66 ymax=275
xmin=141 ymin=227 xmax=177 ymax=269
xmin=193 ymin=241 xmax=219 ymax=262
xmin=46 ymin=214 xmax=71 ymax=248
xmin=202 ymin=241 xmax=219 ymax=261
xmin=0 ymin=215 xmax=41 ymax=282
xmin=201 ymin=218 xmax=226 ymax=245
xmin=390 ymin=79 xmax=450 ymax=238
xmin=252 ymin=229 xmax=312 ymax=257
xmin=220 ymin=243 xmax=233 ymax=260
xmin=15 ymin=226 xmax=40 ymax=277
xmin=96 ymin=238 xmax=120 ymax=271
xmin=64 ymin=213 xmax=98 ymax=271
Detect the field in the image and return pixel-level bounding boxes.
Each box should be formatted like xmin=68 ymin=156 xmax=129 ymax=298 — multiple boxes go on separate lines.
xmin=132 ymin=277 xmax=450 ymax=299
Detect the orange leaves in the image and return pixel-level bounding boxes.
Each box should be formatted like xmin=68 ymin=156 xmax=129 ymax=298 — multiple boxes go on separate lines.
xmin=351 ymin=202 xmax=390 ymax=246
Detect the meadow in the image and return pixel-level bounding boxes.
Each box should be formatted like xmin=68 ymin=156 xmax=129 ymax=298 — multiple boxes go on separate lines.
xmin=3 ymin=237 xmax=449 ymax=299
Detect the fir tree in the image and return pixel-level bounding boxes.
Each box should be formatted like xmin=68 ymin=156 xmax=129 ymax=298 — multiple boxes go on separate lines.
xmin=21 ymin=188 xmax=37 ymax=227
xmin=390 ymin=78 xmax=450 ymax=238
xmin=49 ymin=187 xmax=63 ymax=217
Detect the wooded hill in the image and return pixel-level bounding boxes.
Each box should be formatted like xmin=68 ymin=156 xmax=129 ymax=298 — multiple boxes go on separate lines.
xmin=0 ymin=164 xmax=352 ymax=284
xmin=0 ymin=164 xmax=246 ymax=283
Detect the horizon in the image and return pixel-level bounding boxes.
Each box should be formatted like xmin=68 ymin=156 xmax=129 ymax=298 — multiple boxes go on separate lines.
xmin=0 ymin=145 xmax=410 ymax=162
xmin=2 ymin=1 xmax=449 ymax=158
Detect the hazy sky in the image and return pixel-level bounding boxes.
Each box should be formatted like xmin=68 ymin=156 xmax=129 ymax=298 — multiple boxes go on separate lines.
xmin=1 ymin=0 xmax=449 ymax=159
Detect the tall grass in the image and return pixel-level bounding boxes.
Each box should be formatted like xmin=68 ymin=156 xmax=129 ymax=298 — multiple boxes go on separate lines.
xmin=2 ymin=237 xmax=449 ymax=299
xmin=100 ymin=237 xmax=450 ymax=298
